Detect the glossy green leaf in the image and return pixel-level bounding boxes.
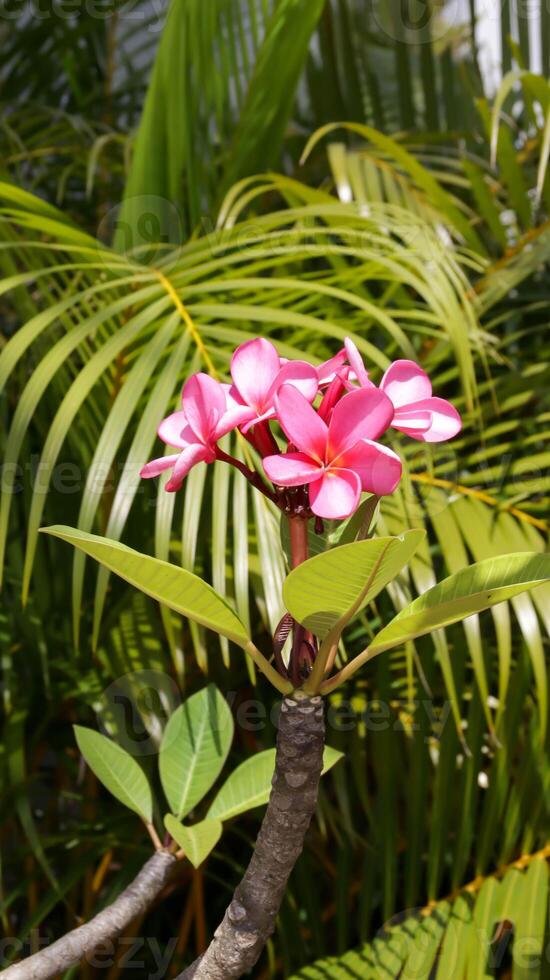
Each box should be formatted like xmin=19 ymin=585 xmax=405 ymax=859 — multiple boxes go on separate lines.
xmin=159 ymin=686 xmax=234 ymax=819
xmin=73 ymin=726 xmax=153 ymax=823
xmin=40 ymin=526 xmax=250 ymax=647
xmin=368 ymin=553 xmax=550 ymax=657
xmin=164 ymin=814 xmax=222 ymax=869
xmin=207 ymin=745 xmax=343 ymax=822
xmin=283 ymin=531 xmax=425 ymax=639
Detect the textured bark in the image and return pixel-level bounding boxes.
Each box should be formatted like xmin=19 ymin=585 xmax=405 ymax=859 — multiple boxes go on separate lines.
xmin=1 ymin=851 xmax=176 ymax=980
xmin=178 ymin=692 xmax=325 ymax=980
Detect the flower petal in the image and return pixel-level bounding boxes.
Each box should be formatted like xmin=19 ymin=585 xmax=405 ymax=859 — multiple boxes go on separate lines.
xmin=309 ymin=468 xmax=361 ymax=520
xmin=222 ymin=383 xmax=245 ymax=409
xmin=263 ymin=452 xmax=323 ymax=486
xmin=275 ymin=384 xmax=328 ymax=462
xmin=182 ymin=373 xmax=226 ymax=444
xmin=328 ymin=387 xmax=394 ymax=458
xmin=267 ymin=360 xmax=319 ymax=404
xmin=215 ymin=405 xmax=256 ymax=438
xmin=165 ymin=444 xmax=209 ymax=492
xmin=140 ymin=454 xmax=180 ymax=479
xmin=381 ymin=360 xmax=432 ymax=408
xmin=317 ymin=349 xmax=347 ymax=385
xmin=240 ymin=407 xmax=276 ymax=434
xmin=230 ymin=338 xmax=280 ymax=412
xmin=344 ymin=337 xmax=371 ymax=387
xmin=397 ymin=397 xmax=462 ymax=442
xmin=338 ymin=440 xmax=402 ymax=495
xmin=157 ymin=411 xmax=192 ymax=448
xmin=390 ymin=407 xmax=432 ymax=435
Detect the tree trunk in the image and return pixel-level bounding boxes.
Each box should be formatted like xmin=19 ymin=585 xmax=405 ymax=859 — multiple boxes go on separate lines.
xmin=178 ymin=691 xmax=325 ymax=980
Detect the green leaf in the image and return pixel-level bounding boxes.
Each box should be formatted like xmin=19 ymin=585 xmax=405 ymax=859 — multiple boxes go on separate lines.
xmin=159 ymin=686 xmax=234 ymax=819
xmin=283 ymin=531 xmax=425 ymax=639
xmin=207 ymin=745 xmax=343 ymax=822
xmin=40 ymin=526 xmax=250 ymax=647
xmin=164 ymin=814 xmax=222 ymax=869
xmin=513 ymin=858 xmax=548 ymax=980
xmin=73 ymin=726 xmax=153 ymax=823
xmin=221 ymin=0 xmax=325 ymax=192
xmin=288 ymin=858 xmax=549 ymax=979
xmin=368 ymin=552 xmax=550 ymax=657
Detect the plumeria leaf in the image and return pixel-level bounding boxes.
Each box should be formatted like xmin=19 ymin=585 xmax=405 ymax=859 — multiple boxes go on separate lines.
xmin=283 ymin=531 xmax=425 ymax=639
xmin=164 ymin=815 xmax=222 ymax=868
xmin=40 ymin=526 xmax=250 ymax=647
xmin=328 ymin=495 xmax=380 ymax=546
xmin=73 ymin=726 xmax=153 ymax=823
xmin=207 ymin=745 xmax=343 ymax=822
xmin=367 ymin=552 xmax=550 ymax=657
xmin=159 ymin=686 xmax=234 ymax=819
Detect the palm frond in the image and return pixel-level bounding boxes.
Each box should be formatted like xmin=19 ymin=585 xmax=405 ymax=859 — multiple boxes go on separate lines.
xmin=289 ymin=854 xmax=550 ymax=979
xmin=0 ymin=176 xmax=489 ymax=666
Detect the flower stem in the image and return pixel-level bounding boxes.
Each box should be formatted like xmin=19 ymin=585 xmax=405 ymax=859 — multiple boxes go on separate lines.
xmin=288 ymin=515 xmax=309 ymax=568
xmin=215 ymin=448 xmax=277 ymax=503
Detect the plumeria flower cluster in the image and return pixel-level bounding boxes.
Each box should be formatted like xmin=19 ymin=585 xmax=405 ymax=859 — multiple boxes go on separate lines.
xmin=141 ymin=337 xmax=462 ymax=521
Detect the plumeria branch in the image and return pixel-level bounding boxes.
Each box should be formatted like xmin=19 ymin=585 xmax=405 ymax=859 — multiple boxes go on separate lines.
xmin=176 ymin=693 xmax=325 ymax=980
xmin=1 ymin=852 xmax=177 ymax=980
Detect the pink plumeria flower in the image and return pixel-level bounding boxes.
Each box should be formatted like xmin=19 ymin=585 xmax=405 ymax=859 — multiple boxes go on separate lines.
xmin=140 ymin=373 xmax=250 ymax=492
xmin=344 ymin=338 xmax=462 ymax=443
xmin=226 ymin=338 xmax=319 ymax=433
xmin=263 ymin=384 xmax=402 ymax=520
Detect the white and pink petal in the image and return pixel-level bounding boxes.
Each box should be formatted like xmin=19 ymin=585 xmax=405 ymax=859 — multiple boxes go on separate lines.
xmin=344 ymin=337 xmax=371 ymax=387
xmin=267 ymin=359 xmax=319 ymax=404
xmin=381 ymin=360 xmax=432 ymax=408
xmin=182 ymin=373 xmax=227 ymax=444
xmin=263 ymin=452 xmax=323 ymax=487
xmin=338 ymin=439 xmax=402 ymax=496
xmin=157 ymin=411 xmax=193 ymax=448
xmin=328 ymin=387 xmax=394 ymax=458
xmin=397 ymin=396 xmax=462 ymax=442
xmin=275 ymin=384 xmax=328 ymax=461
xmin=140 ymin=454 xmax=180 ymax=480
xmin=309 ymin=468 xmax=361 ymax=520
xmin=165 ymin=444 xmax=210 ymax=492
xmin=230 ymin=337 xmax=280 ymax=412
